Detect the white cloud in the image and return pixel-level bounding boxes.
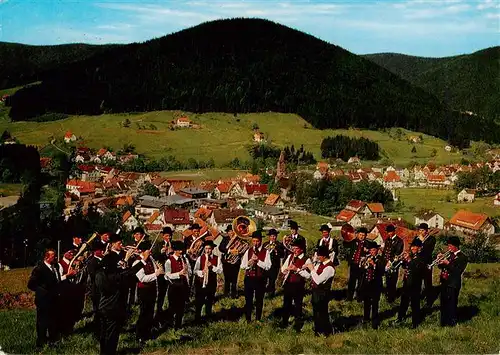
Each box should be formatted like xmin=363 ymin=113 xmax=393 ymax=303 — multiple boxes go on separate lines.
xmin=485 ymin=12 xmax=500 ymax=19
xmin=477 ymin=0 xmax=499 ymax=10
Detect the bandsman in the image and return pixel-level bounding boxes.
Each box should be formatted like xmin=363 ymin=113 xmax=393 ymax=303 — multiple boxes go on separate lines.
xmin=360 ymin=240 xmax=385 ymax=329
xmin=218 ymin=225 xmax=243 ymax=298
xmin=382 ymin=225 xmax=404 ymax=303
xmin=344 ymin=227 xmax=368 ymax=301
xmin=316 ymin=224 xmax=339 ymax=266
xmin=263 ymin=228 xmax=285 ymax=296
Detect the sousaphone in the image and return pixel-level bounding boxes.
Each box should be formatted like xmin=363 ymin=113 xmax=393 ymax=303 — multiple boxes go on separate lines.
xmin=341 ymin=223 xmax=356 ymax=242
xmin=225 ymin=216 xmax=255 ymax=264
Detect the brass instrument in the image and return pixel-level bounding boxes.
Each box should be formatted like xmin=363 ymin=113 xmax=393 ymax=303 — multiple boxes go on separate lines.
xmin=232 ymin=215 xmax=257 ymax=238
xmin=68 ymin=232 xmax=98 ymax=270
xmin=187 ymin=230 xmax=209 ymax=261
xmin=180 ymin=255 xmax=190 ymax=286
xmin=428 ymin=250 xmax=451 ymax=269
xmin=341 ymin=224 xmax=356 ymax=242
xmin=360 ymin=254 xmax=376 ymax=269
xmin=202 ymin=254 xmax=210 ymax=288
xmin=387 ymin=252 xmax=407 ymax=273
xmin=124 ymin=234 xmax=145 ymax=263
xmin=224 ymin=216 xmax=255 ymax=265
xmin=282 ymin=235 xmax=293 ymax=254
xmin=265 ymin=242 xmax=276 ymax=251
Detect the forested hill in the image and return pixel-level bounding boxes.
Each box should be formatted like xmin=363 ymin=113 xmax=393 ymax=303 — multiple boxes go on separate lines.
xmin=0 ymin=42 xmax=117 ymax=90
xmin=7 ymin=18 xmax=500 ymax=146
xmin=364 ymin=47 xmax=500 ymax=121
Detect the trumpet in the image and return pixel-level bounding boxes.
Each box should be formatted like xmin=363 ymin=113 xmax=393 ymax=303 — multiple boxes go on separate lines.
xmin=386 ymin=252 xmax=407 ymax=273
xmin=428 ymin=250 xmax=451 ymax=269
xmin=202 ymin=256 xmax=210 ymax=288
xmin=360 ymin=255 xmax=376 ymax=269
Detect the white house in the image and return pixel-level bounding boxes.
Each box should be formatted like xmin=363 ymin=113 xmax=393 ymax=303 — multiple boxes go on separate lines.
xmin=446 ymin=210 xmax=495 ymax=236
xmin=254 ymin=206 xmax=289 ymax=223
xmin=414 ymin=210 xmax=445 ymax=230
xmin=457 ymin=189 xmax=476 ymax=203
xmin=176 ymin=117 xmax=191 ymax=127
xmin=347 ymin=156 xmax=361 ymax=166
xmin=64 ymin=131 xmax=76 ymax=143
xmin=335 ymin=209 xmax=362 ymax=228
xmin=122 ymin=211 xmax=139 ymax=231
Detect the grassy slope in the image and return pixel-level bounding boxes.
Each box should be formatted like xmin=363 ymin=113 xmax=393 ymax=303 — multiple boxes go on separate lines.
xmin=0 ymin=183 xmax=23 ymax=197
xmin=1 ymin=263 xmax=499 ymax=354
xmin=0 ymin=111 xmax=461 ymax=166
xmin=390 ymin=188 xmax=500 ymax=223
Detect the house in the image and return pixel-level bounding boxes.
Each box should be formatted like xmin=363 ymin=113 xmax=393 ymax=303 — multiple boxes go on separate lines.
xmin=242 ymin=184 xmax=268 ymax=199
xmin=115 ymin=195 xmax=134 ymax=208
xmin=335 ymin=209 xmax=362 ymax=228
xmin=253 ymin=131 xmax=265 ymax=142
xmin=367 ymin=203 xmax=385 ymax=218
xmin=314 ymin=162 xmax=329 ymax=180
xmin=414 ymin=210 xmax=445 ymax=230
xmin=446 ymin=210 xmax=495 ymax=236
xmin=178 ymin=187 xmax=209 ymax=200
xmin=151 ymin=177 xmax=170 ymax=194
xmin=163 ymin=209 xmax=191 ymax=231
xmin=65 ymin=179 xmax=97 ymax=197
xmin=40 ymin=157 xmax=52 ymax=171
xmin=347 ymin=156 xmax=361 ymax=166
xmin=122 ymin=211 xmax=139 ymax=231
xmin=103 ymin=151 xmax=116 ymax=161
xmin=213 ymin=182 xmax=232 ymax=199
xmin=494 ymin=193 xmax=500 ymax=206
xmin=345 ymin=200 xmax=371 ymax=217
xmin=176 ymin=116 xmax=191 ymax=127
xmin=146 ymin=210 xmax=164 ymax=225
xmin=227 ymin=182 xmax=244 ymax=198
xmin=383 ymin=171 xmax=404 ymax=189
xmin=119 ymin=154 xmax=139 ymax=164
xmin=370 ymin=224 xmax=417 ymax=249
xmin=407 ymin=135 xmax=421 ymax=143
xmin=64 ymin=131 xmax=76 ymax=143
xmin=457 ymin=189 xmax=476 ymax=203
xmin=254 ymin=206 xmax=289 ymax=223
xmin=167 ymin=179 xmax=193 ymax=196
xmin=210 ymin=209 xmax=247 ymax=230
xmin=135 ymin=196 xmax=167 ymax=221
xmin=426 ymin=174 xmax=449 ymax=188
xmin=198 ymin=198 xmax=228 ymax=210
xmin=194 ymin=207 xmax=213 ymax=220
xmin=77 ymin=165 xmax=100 ymax=182
xmin=264 ymin=193 xmax=284 ymax=208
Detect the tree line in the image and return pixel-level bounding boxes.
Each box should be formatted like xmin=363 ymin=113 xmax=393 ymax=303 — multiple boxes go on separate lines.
xmin=454 ymin=167 xmax=500 ymax=193
xmin=320 ymin=135 xmax=380 ymax=161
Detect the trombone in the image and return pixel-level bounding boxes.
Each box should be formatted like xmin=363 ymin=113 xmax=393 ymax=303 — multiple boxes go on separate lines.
xmin=428 ymin=250 xmax=451 ymax=269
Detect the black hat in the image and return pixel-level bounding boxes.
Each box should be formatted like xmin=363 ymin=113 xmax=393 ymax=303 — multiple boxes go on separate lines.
xmin=172 ymin=240 xmax=185 ymax=251
xmin=162 ymin=226 xmax=173 ymax=235
xmin=109 ymin=233 xmax=122 ymax=244
xmin=411 ymin=238 xmax=423 ymax=247
xmin=365 ymin=240 xmax=379 ymax=249
xmin=385 ymin=225 xmax=396 ymax=232
xmin=289 ymin=220 xmax=299 ymax=229
xmin=132 ymin=227 xmax=145 ymax=235
xmin=203 ymin=240 xmax=216 ymax=248
xmin=267 ymin=228 xmax=278 ymax=236
xmin=357 ymin=227 xmax=368 ymax=234
xmin=319 ymin=224 xmax=331 ymax=232
xmin=316 ymin=245 xmax=330 ymax=257
xmin=251 ymin=230 xmax=263 ymax=239
xmin=417 ymin=223 xmax=429 ymax=231
xmin=189 ymin=223 xmax=201 ymax=230
xmin=92 ymin=241 xmax=106 ymax=252
xmin=225 ymin=225 xmax=233 ymax=232
xmin=138 ymin=240 xmax=152 ymax=251
xmin=101 ymin=253 xmax=119 ymax=270
xmin=291 ymin=238 xmax=306 ymax=250
xmin=447 ymin=236 xmax=461 ymax=247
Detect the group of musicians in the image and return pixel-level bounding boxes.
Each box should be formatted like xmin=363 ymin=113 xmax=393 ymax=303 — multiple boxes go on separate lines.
xmin=28 ymin=220 xmax=468 ymax=354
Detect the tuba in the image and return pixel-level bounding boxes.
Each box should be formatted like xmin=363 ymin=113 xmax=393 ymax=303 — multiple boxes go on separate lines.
xmin=224 ymin=216 xmax=254 ymax=265
xmin=187 ymin=230 xmax=209 ymax=261
xmin=341 ymin=224 xmax=356 ymax=242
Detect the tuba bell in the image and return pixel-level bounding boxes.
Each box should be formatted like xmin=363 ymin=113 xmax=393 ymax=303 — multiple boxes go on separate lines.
xmin=341 ymin=223 xmax=356 ymax=242
xmin=224 ymin=216 xmax=255 ymax=264
xmin=232 ymin=216 xmax=257 ymax=238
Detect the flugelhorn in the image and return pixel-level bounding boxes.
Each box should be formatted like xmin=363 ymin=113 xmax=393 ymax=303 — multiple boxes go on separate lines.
xmin=428 ymin=250 xmax=451 ymax=269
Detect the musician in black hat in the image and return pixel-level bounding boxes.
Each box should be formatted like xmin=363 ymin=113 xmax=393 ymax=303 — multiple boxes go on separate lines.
xmin=316 ymin=224 xmax=339 ymax=266
xmin=438 ymin=236 xmax=468 ymax=327
xmin=280 ymin=238 xmax=311 ymax=331
xmin=382 ymin=224 xmax=404 ymax=303
xmin=394 ymin=238 xmax=425 ymax=328
xmin=288 ymin=220 xmax=307 ymax=251
xmin=153 ymin=226 xmax=174 ymax=325
xmin=133 ymin=240 xmax=164 ymax=343
xmin=344 ymin=227 xmax=368 ymax=301
xmin=263 ymin=228 xmax=285 ymax=296
xmin=164 ymin=240 xmax=192 ymax=329
xmin=360 ymin=240 xmax=385 ymax=329
xmin=193 ymin=240 xmax=222 ymax=322
xmin=218 ymin=225 xmax=243 ymax=298
xmin=126 ymin=227 xmax=147 ymax=310
xmin=241 ymin=230 xmax=272 ymax=322
xmin=95 ymin=233 xmax=148 ymax=355
xmin=414 ymin=222 xmax=436 ymax=308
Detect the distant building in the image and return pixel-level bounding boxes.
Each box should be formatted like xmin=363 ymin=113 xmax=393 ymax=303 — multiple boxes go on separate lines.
xmin=335 ymin=209 xmax=362 ymax=228
xmin=445 ymin=210 xmax=495 ymax=236
xmin=494 ymin=193 xmax=500 ymax=206
xmin=414 ymin=210 xmax=445 ymax=230
xmin=176 ymin=116 xmax=191 ymax=127
xmin=64 ymin=131 xmax=76 ymax=143
xmin=457 ymin=189 xmax=476 ymax=203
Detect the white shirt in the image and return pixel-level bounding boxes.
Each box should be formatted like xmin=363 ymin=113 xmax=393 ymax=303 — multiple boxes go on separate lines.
xmin=281 ymin=254 xmax=311 ymax=279
xmin=240 ymin=246 xmax=272 ymax=271
xmin=194 ymin=253 xmax=223 ymax=277
xmin=133 ymin=257 xmax=157 ymax=283
xmin=311 ymin=259 xmax=335 ymax=285
xmin=314 ymin=238 xmax=336 ymax=263
xmin=164 ymin=254 xmax=192 ymax=281
xmin=44 ymin=261 xmax=67 ymax=281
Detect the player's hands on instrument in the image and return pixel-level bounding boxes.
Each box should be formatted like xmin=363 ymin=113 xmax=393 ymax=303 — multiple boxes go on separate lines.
xmin=140 ymin=250 xmax=151 ymax=260
xmin=368 ymin=258 xmax=375 ymax=266
xmin=440 ymin=259 xmax=450 ymax=265
xmin=66 ymin=268 xmax=77 ymax=277
xmin=251 ymin=254 xmax=259 ymax=261
xmin=288 ymin=264 xmax=298 ymax=272
xmin=305 ymin=263 xmax=314 ymax=271
xmin=155 ymin=267 xmax=165 ymax=276
xmin=180 ymin=268 xmax=188 ymax=276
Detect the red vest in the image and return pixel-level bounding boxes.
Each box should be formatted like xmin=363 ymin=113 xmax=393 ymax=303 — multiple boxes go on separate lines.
xmin=137 ymin=258 xmax=156 ymax=288
xmin=59 ymin=259 xmax=70 ymax=274
xmin=198 ymin=254 xmax=218 ymax=285
xmin=311 ymin=261 xmax=334 ymax=290
xmin=169 ymin=255 xmax=188 ymax=284
xmin=353 ymin=240 xmax=364 ymax=264
xmin=246 ymin=247 xmax=267 ymax=278
xmin=287 ymin=255 xmax=307 ymax=284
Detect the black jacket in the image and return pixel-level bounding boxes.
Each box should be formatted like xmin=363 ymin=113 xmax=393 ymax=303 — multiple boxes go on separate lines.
xmin=262 ymin=241 xmax=285 ymax=268
xmin=28 ymin=262 xmax=61 ymax=307
xmin=360 ymin=255 xmax=385 ymax=292
xmin=382 ymin=235 xmax=404 ymax=262
xmin=439 ymin=251 xmax=468 ymax=289
xmin=316 ymin=237 xmax=339 ymax=266
xmin=417 ymin=235 xmax=436 ymax=264
xmin=402 ymin=253 xmax=426 ymax=290
xmin=344 ymin=239 xmax=367 ymax=265
xmin=86 ymin=256 xmax=102 ymax=296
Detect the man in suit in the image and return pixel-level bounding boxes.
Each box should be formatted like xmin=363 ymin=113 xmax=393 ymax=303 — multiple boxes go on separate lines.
xmin=152 ymin=226 xmax=173 ymax=326
xmin=87 ymin=243 xmax=105 ymax=339
xmin=218 ymin=225 xmax=242 ymax=298
xmin=360 ymin=240 xmax=385 ymax=329
xmin=240 ymin=230 xmax=272 ymax=322
xmin=58 ymin=249 xmax=78 ymax=336
xmin=316 ymin=224 xmax=339 ymax=266
xmin=96 ymin=233 xmax=147 ymax=355
xmin=288 ymin=220 xmax=307 ymax=250
xmin=382 ymin=225 xmax=404 ymax=303
xmin=438 ymin=236 xmax=468 ymax=327
xmin=263 ymin=228 xmax=285 ymax=296
xmin=28 ymin=249 xmax=76 ymax=348
xmin=344 ymin=227 xmax=368 ymax=301
xmin=415 ymin=223 xmax=436 ymax=308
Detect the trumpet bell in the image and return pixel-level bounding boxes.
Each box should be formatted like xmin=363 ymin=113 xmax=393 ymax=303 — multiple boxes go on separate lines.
xmin=232 ymin=215 xmax=257 ymax=239
xmin=341 ymin=223 xmax=356 ymax=242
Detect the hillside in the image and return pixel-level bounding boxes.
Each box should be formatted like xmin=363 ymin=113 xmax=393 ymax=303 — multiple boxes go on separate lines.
xmin=364 ymin=47 xmax=500 ymax=121
xmin=0 ymin=110 xmax=462 ymax=166
xmin=0 ymin=42 xmax=116 ymax=90
xmin=6 ymin=18 xmax=499 ymax=146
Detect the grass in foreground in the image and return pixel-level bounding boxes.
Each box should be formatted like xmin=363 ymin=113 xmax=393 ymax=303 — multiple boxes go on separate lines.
xmin=1 ymin=263 xmax=499 ymax=354
xmin=0 ymin=110 xmax=461 ymax=166
xmin=0 ymin=183 xmax=23 ymax=197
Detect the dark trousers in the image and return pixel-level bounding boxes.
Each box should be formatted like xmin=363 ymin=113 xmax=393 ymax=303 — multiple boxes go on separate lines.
xmin=244 ymin=276 xmax=266 ymax=321
xmin=347 ymin=264 xmax=362 ymax=300
xmin=385 ymin=270 xmax=399 ymax=303
xmin=312 ymin=289 xmax=332 ymax=336
xmin=266 ymin=265 xmax=280 ymax=295
xmin=282 ymin=282 xmax=305 ymax=330
xmin=99 ymin=314 xmax=123 ymax=355
xmin=422 ymin=267 xmax=433 ymax=306
xmin=155 ymin=278 xmax=168 ymax=322
xmin=166 ymin=282 xmax=189 ymax=329
xmin=398 ymin=286 xmax=421 ymax=327
xmin=440 ymin=285 xmax=459 ymax=326
xmin=73 ymin=284 xmax=86 ymax=326
xmin=136 ymin=286 xmax=156 ymax=340
xmin=363 ymin=291 xmax=381 ymax=329
xmin=92 ymin=293 xmax=101 ymax=338
xmin=223 ymin=262 xmax=240 ymax=298
xmin=36 ymin=300 xmax=59 ymax=346
xmin=195 ymin=281 xmax=216 ymax=321
xmin=127 ymin=282 xmax=137 ymax=311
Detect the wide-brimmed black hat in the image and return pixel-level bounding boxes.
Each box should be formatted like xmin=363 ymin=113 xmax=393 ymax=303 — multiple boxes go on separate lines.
xmin=251 ymin=230 xmax=263 ymax=239
xmin=109 ymin=233 xmax=122 ymax=244
xmin=291 ymin=238 xmax=306 ymax=250
xmin=138 ymin=240 xmax=152 ymax=251
xmin=162 ymin=226 xmax=173 ymax=235
xmin=132 ymin=227 xmax=145 ymax=235
xmin=357 ymin=227 xmax=368 ymax=234
xmin=267 ymin=228 xmax=278 ymax=236
xmin=319 ymin=224 xmax=331 ymax=232
xmin=411 ymin=238 xmax=423 ymax=247
xmin=417 ymin=223 xmax=429 ymax=231
xmin=365 ymin=240 xmax=379 ymax=249
xmin=289 ymin=220 xmax=299 ymax=229
xmin=189 ymin=223 xmax=201 ymax=230
xmin=203 ymin=240 xmax=216 ymax=248
xmin=172 ymin=240 xmax=185 ymax=251
xmin=385 ymin=225 xmax=396 ymax=233
xmin=316 ymin=245 xmax=330 ymax=257
xmin=447 ymin=236 xmax=461 ymax=247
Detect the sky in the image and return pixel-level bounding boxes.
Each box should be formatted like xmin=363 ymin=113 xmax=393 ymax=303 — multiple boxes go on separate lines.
xmin=0 ymin=0 xmax=498 ymax=57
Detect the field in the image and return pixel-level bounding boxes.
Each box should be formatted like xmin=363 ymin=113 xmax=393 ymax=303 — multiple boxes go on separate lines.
xmin=0 ymin=110 xmax=462 ymax=166
xmin=0 ymin=183 xmax=23 ymax=196
xmin=1 ymin=262 xmax=499 ymax=354
xmin=159 ymin=169 xmax=248 ymax=183
xmin=392 ymin=188 xmax=500 ymax=223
